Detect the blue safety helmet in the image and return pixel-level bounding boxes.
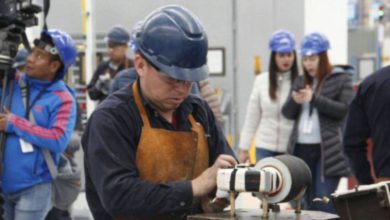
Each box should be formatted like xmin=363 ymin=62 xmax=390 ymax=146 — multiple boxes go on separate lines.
xmin=40 ymin=29 xmax=77 ymax=80
xmin=300 ymin=32 xmax=330 ymax=56
xmin=131 ymin=5 xmax=209 ymax=82
xmin=106 ymin=25 xmax=130 ymax=44
xmin=269 ymin=30 xmax=296 ymax=53
xmin=12 ymin=48 xmax=29 ymax=68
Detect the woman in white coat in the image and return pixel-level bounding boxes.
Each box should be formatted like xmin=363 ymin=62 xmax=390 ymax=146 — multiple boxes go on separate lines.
xmin=238 ymin=30 xmax=298 ymax=163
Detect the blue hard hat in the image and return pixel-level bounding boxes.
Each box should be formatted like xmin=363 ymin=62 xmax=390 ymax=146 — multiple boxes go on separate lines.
xmin=13 ymin=48 xmax=29 ymax=68
xmin=269 ymin=30 xmax=296 ymax=53
xmin=106 ymin=25 xmax=130 ymax=44
xmin=300 ymin=32 xmax=330 ymax=56
xmin=131 ymin=5 xmax=209 ymax=82
xmin=41 ymin=29 xmax=77 ymax=79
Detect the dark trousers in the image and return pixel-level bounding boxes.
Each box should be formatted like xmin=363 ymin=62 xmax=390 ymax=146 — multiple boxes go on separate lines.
xmin=45 ymin=207 xmax=71 ymax=220
xmin=294 ymin=143 xmax=339 ymax=214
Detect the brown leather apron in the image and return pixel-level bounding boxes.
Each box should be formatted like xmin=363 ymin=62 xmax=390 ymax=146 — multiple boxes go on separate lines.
xmin=115 ymin=82 xmax=209 ymax=220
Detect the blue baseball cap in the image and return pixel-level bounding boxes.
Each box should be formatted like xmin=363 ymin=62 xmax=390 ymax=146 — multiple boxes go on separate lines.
xmin=300 ymin=32 xmax=330 ymax=56
xmin=269 ymin=30 xmax=296 ymax=53
xmin=106 ymin=25 xmax=130 ymax=44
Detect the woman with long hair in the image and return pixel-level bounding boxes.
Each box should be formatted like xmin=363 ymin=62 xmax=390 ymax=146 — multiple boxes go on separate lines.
xmin=238 ymin=30 xmax=298 ymax=163
xmin=282 ymin=32 xmax=353 ymax=213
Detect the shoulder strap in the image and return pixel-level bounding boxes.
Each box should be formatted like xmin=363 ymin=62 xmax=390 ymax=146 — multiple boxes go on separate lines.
xmin=132 ymin=81 xmax=151 ymax=127
xmin=19 ymin=78 xmax=58 ymax=178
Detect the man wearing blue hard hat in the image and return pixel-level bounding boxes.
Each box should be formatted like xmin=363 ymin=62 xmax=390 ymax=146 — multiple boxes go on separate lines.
xmin=82 ymin=5 xmax=237 ymax=220
xmin=0 ymin=29 xmax=78 ymax=220
xmin=87 ymin=25 xmax=134 ymax=102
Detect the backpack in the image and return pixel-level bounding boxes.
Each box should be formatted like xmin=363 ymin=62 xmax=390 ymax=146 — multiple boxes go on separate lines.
xmin=52 ymin=131 xmax=82 ymax=210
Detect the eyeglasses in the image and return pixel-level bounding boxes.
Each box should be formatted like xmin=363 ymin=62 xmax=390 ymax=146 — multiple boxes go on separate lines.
xmin=140 ymin=53 xmax=192 ymax=86
xmin=156 ymin=71 xmax=192 ymax=86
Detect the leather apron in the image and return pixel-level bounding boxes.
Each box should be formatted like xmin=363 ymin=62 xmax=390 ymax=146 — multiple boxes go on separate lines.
xmin=115 ymin=82 xmax=209 ymax=220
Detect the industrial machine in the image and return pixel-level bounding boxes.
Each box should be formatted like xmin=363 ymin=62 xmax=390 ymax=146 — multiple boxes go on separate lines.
xmin=188 ymin=155 xmax=339 ymax=220
xmin=332 ymin=181 xmax=390 ymax=220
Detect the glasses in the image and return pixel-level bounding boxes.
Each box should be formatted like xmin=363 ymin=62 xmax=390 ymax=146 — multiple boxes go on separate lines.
xmin=140 ymin=53 xmax=192 ymax=86
xmin=156 ymin=71 xmax=192 ymax=86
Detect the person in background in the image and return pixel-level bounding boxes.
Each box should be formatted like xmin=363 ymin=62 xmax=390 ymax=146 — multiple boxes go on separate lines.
xmin=87 ymin=25 xmax=134 ymax=102
xmin=197 ymin=80 xmax=224 ymax=126
xmin=12 ymin=48 xmax=29 ymax=72
xmin=344 ymin=65 xmax=390 ymax=184
xmin=282 ymin=32 xmax=353 ymax=213
xmin=0 ymin=29 xmax=77 ymax=220
xmin=82 ymin=5 xmax=236 ymax=220
xmin=238 ymin=30 xmax=298 ymax=163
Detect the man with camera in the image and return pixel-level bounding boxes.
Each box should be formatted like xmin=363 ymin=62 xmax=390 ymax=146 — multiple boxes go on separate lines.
xmin=0 ymin=29 xmax=77 ymax=220
xmin=87 ymin=25 xmax=134 ymax=103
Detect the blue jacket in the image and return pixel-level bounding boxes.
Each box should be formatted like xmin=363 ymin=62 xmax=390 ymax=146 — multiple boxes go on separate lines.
xmin=110 ymin=67 xmax=138 ymax=94
xmin=1 ymin=73 xmax=77 ymax=193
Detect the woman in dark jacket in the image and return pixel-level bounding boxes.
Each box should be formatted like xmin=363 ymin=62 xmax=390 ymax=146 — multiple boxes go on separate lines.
xmin=282 ymin=32 xmax=353 ymax=213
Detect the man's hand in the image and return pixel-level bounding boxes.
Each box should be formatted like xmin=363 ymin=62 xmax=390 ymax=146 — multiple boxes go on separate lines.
xmin=238 ymin=149 xmax=250 ymax=164
xmin=0 ymin=108 xmax=11 ymax=132
xmin=192 ymin=154 xmax=237 ymax=197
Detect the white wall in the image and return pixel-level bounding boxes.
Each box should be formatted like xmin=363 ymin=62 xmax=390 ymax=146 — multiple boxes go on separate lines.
xmin=304 ymin=0 xmax=348 ymax=64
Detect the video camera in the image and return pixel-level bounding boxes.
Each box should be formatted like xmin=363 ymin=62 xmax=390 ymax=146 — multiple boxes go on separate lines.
xmin=0 ymin=0 xmax=41 ymax=75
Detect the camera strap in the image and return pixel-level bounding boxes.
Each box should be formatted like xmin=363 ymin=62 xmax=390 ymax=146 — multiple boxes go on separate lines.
xmin=43 ymin=0 xmax=50 ymax=30
xmin=19 ymin=78 xmax=58 ymax=178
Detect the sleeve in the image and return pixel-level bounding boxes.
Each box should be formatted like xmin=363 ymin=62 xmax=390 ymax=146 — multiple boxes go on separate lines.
xmin=87 ymin=64 xmax=106 ymax=100
xmin=110 ymin=75 xmax=120 ymax=94
xmin=312 ymin=74 xmax=354 ymax=120
xmin=200 ymin=99 xmax=237 ymax=164
xmin=6 ymin=91 xmax=76 ymax=153
xmin=343 ymin=86 xmax=374 ymax=184
xmin=281 ymin=77 xmax=302 ymax=120
xmin=82 ymin=109 xmax=194 ymax=217
xmin=238 ymin=76 xmax=262 ymax=150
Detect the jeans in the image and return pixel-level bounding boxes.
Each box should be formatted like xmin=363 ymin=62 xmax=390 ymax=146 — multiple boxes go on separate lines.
xmin=255 ymin=147 xmax=283 ymax=161
xmin=294 ymin=144 xmax=339 ymax=214
xmin=4 ymin=182 xmax=52 ymax=220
